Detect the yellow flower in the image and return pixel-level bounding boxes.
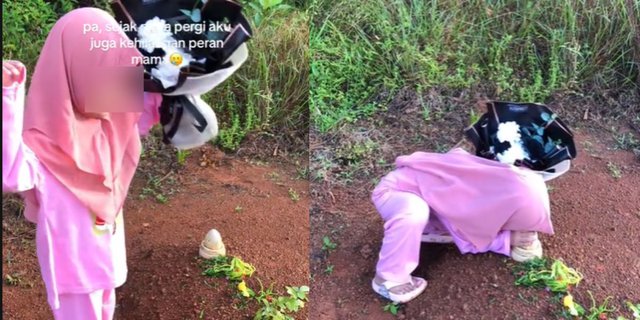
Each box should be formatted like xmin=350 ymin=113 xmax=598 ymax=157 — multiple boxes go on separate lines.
xmin=237 ymin=280 xmax=250 ymax=297
xmin=563 ymin=294 xmax=578 ymax=316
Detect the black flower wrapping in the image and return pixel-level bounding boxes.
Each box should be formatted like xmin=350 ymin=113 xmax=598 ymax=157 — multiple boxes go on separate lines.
xmin=464 ymin=101 xmax=577 ymax=172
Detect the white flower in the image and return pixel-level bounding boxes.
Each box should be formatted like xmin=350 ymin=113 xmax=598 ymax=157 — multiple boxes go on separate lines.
xmin=151 ymin=47 xmax=194 ymax=88
xmin=137 ymin=17 xmax=199 ymax=88
xmin=497 ymin=141 xmax=530 ymax=164
xmin=496 ymin=121 xmax=521 ymax=143
xmin=137 ymin=17 xmax=174 ymax=53
xmin=495 ymin=121 xmax=530 ymax=164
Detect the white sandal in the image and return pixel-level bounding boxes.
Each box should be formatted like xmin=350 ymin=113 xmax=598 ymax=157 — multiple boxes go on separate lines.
xmin=371 ymin=276 xmax=427 ymax=303
xmin=511 ymin=239 xmax=543 ymax=262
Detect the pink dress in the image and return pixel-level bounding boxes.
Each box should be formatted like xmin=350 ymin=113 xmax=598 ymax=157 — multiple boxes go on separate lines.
xmin=2 ymin=76 xmax=162 ymax=310
xmin=371 ymin=148 xmax=553 ymax=282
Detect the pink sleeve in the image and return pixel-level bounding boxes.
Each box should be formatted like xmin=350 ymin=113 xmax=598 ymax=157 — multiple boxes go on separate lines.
xmin=3 ymin=72 xmax=40 ymax=193
xmin=138 ymin=92 xmax=163 ymax=137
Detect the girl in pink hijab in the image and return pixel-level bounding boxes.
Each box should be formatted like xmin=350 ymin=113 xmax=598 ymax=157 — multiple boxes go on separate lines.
xmin=370 ymin=102 xmax=576 ymax=304
xmin=3 ymin=8 xmax=162 ymax=319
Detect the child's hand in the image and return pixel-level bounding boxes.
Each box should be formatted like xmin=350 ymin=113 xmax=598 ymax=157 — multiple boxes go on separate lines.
xmin=2 ymin=60 xmax=25 ymax=88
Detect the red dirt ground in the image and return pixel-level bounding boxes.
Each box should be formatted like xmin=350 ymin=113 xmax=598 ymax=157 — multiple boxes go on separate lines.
xmin=2 ymin=146 xmax=310 ymax=319
xmin=310 ymin=129 xmax=640 ymax=320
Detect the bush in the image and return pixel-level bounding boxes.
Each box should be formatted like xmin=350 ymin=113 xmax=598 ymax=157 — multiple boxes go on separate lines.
xmin=2 ymin=0 xmax=59 ymax=72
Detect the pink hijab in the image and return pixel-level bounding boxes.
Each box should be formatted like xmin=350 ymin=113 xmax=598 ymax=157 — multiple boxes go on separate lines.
xmin=23 ymin=8 xmax=144 ymax=224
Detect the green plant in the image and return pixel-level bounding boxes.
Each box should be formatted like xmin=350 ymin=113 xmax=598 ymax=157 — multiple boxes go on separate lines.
xmin=4 ymin=273 xmax=22 ymax=286
xmin=201 ymin=255 xmax=309 ymax=320
xmin=295 ymin=165 xmax=309 ymax=180
xmin=383 ymin=302 xmax=401 ymax=316
xmin=140 ymin=173 xmax=174 ymax=204
xmin=288 ymin=188 xmax=300 ymax=202
xmin=625 ymin=301 xmax=640 ymax=319
xmin=583 ymin=292 xmax=616 ymax=320
xmin=179 ymin=1 xmax=203 ymax=22
xmin=614 ymin=133 xmax=640 ymax=151
xmin=324 ymin=264 xmax=334 ymax=275
xmin=513 ymin=258 xmax=582 ymax=293
xmin=254 ymin=285 xmax=309 ymax=320
xmin=335 ymin=138 xmax=378 ymax=164
xmin=50 ymin=0 xmax=78 ymax=15
xmin=321 ymin=236 xmax=337 ymax=252
xmin=202 ymin=256 xmax=256 ymax=281
xmin=561 ymin=293 xmax=586 ymax=318
xmin=469 ymin=109 xmax=480 ymax=126
xmin=246 ymin=0 xmax=293 ymax=27
xmin=513 ymin=258 xmax=639 ymax=319
xmin=176 ymin=150 xmax=191 ymax=166
xmin=607 ymin=162 xmax=623 ymax=179
xmin=2 ymin=0 xmax=58 ymax=72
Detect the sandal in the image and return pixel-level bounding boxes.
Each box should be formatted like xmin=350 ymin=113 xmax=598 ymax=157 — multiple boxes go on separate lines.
xmin=371 ymin=276 xmax=427 ymax=303
xmin=511 ymin=239 xmax=543 ymax=262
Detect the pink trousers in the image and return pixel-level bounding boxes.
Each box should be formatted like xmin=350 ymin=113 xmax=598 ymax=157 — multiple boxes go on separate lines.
xmin=372 ymin=186 xmax=511 ymax=283
xmin=52 ymin=289 xmax=116 ymax=320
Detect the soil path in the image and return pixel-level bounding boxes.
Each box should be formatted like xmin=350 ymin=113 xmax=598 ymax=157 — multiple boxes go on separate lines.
xmin=310 ymin=130 xmax=640 ymax=320
xmin=2 ymin=147 xmax=310 ymax=320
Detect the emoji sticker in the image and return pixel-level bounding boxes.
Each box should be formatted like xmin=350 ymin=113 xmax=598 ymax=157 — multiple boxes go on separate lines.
xmin=169 ymin=53 xmax=183 ymax=66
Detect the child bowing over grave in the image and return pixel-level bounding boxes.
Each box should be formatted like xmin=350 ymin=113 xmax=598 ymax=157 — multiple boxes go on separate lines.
xmin=370 ymin=101 xmax=577 ymax=303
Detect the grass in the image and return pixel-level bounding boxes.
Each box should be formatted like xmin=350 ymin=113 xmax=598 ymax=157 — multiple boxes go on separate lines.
xmin=310 ymin=0 xmax=639 ymax=132
xmin=211 ymin=1 xmax=310 ymax=150
xmin=288 ymin=188 xmax=300 ymax=202
xmin=614 ymin=132 xmax=640 ymax=151
xmin=607 ymin=162 xmax=623 ymax=179
xmin=139 ymin=171 xmax=176 ymax=204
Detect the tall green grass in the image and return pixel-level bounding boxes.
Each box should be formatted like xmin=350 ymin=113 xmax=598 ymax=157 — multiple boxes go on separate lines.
xmin=210 ymin=5 xmax=309 ymax=150
xmin=310 ymin=0 xmax=639 ymax=132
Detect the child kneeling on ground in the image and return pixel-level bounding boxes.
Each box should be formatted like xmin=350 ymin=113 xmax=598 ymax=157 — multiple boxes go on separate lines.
xmin=370 ymin=101 xmax=577 ymax=303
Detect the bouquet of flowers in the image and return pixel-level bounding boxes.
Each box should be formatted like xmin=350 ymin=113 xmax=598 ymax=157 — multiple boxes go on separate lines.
xmin=110 ymin=0 xmax=252 ymax=150
xmin=111 ymin=0 xmax=252 ymax=94
xmin=464 ymin=101 xmax=577 ymax=179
